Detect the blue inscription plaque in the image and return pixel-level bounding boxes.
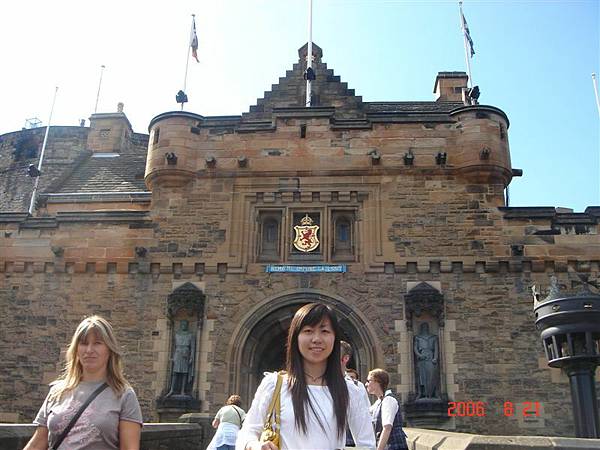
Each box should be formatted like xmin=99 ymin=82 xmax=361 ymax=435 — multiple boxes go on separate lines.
xmin=265 ymin=264 xmax=347 ymax=273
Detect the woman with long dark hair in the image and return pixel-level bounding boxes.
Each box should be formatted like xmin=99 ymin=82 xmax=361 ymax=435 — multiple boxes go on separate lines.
xmin=236 ymin=303 xmax=375 ymax=450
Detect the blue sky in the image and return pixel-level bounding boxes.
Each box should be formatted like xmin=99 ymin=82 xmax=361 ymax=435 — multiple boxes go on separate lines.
xmin=1 ymin=0 xmax=598 ymax=211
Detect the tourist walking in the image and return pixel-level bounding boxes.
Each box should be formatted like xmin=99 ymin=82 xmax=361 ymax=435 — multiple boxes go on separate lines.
xmin=236 ymin=302 xmax=375 ymax=450
xmin=23 ymin=315 xmax=143 ymax=450
xmin=366 ymin=368 xmax=408 ymax=450
xmin=207 ymin=395 xmax=246 ymax=450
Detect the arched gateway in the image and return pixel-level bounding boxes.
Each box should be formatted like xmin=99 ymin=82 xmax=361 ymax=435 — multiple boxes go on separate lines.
xmin=226 ymin=290 xmax=380 ymax=403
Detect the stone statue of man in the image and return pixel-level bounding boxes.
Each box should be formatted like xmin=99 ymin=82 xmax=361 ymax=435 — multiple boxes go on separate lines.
xmin=167 ymin=320 xmax=195 ymax=397
xmin=413 ymin=322 xmax=440 ymax=399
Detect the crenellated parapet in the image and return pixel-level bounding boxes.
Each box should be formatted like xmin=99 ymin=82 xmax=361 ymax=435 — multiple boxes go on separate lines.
xmin=0 ymin=207 xmax=597 ymax=277
xmin=144 ymin=54 xmax=514 ymax=203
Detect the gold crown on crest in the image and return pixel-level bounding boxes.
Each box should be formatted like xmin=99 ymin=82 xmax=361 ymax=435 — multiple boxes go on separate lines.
xmin=300 ymin=214 xmax=314 ymax=226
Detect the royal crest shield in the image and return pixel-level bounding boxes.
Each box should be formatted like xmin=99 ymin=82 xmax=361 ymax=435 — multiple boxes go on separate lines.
xmin=293 ymin=214 xmax=319 ymax=252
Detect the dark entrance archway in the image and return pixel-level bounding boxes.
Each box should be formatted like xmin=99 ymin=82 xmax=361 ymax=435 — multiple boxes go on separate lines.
xmin=228 ymin=290 xmax=379 ymax=404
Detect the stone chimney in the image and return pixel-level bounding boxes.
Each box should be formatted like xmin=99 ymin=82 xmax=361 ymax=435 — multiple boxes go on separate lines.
xmin=87 ymin=102 xmax=133 ymax=153
xmin=433 ymin=72 xmax=469 ymax=102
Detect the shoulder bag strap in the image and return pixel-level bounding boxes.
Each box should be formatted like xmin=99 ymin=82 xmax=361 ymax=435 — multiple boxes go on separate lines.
xmin=263 ymin=372 xmax=283 ymax=427
xmin=375 ymin=397 xmax=385 ymax=435
xmin=274 ymin=373 xmax=282 ymax=432
xmin=51 ymin=382 xmax=108 ymax=450
xmin=232 ymin=405 xmax=244 ymax=426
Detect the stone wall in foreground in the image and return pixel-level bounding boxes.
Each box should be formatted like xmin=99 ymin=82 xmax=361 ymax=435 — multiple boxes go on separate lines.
xmin=2 ymin=424 xmax=599 ymax=450
xmin=0 ymin=423 xmax=203 ymax=450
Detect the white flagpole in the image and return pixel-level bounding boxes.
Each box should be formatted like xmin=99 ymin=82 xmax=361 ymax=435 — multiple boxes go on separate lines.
xmin=29 ymin=86 xmax=59 ymax=215
xmin=182 ymin=14 xmax=194 ymax=111
xmin=594 ymin=73 xmax=600 ymax=204
xmin=459 ymin=1 xmax=473 ymax=88
xmin=94 ymin=65 xmax=105 ymax=113
xmin=592 ymin=73 xmax=600 ymax=118
xmin=306 ymin=0 xmax=313 ymax=107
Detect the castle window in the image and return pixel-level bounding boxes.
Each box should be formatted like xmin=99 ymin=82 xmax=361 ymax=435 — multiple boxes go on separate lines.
xmin=338 ymin=220 xmax=350 ymax=242
xmin=332 ymin=211 xmax=356 ymax=261
xmin=257 ymin=211 xmax=282 ymax=261
xmin=153 ymin=127 xmax=160 ymax=145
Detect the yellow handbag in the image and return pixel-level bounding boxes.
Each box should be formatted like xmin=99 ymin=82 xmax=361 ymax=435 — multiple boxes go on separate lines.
xmin=259 ymin=372 xmax=283 ymax=447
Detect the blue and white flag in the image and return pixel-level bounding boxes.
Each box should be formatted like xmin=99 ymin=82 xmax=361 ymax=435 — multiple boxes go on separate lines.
xmin=461 ymin=10 xmax=475 ymax=57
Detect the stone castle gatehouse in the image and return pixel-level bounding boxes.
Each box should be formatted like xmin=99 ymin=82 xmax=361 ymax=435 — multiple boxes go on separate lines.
xmin=1 ymin=43 xmax=599 ymax=439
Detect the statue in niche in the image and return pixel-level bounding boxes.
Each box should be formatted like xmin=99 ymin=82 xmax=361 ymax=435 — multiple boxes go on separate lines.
xmin=413 ymin=322 xmax=440 ymax=400
xmin=166 ymin=319 xmax=196 ymax=397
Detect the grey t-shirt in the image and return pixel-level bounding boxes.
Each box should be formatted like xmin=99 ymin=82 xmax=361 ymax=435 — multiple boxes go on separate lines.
xmin=34 ymin=381 xmax=143 ymax=450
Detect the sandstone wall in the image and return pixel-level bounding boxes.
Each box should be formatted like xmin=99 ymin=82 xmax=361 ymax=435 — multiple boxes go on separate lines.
xmin=1 ymin=104 xmax=598 ymax=438
xmin=1 ymin=176 xmax=598 ymax=435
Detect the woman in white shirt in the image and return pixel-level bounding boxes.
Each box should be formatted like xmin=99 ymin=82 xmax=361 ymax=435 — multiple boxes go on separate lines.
xmin=236 ymin=302 xmax=375 ymax=450
xmin=366 ymin=369 xmax=408 ymax=450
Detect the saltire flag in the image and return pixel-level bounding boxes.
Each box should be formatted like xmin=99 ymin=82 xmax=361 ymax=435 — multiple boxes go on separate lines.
xmin=191 ymin=17 xmax=199 ymax=62
xmin=461 ymin=10 xmax=475 ymax=57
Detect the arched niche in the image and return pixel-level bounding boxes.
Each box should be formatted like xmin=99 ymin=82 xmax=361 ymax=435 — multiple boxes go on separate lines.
xmin=158 ymin=283 xmax=205 ymax=413
xmin=404 ymin=282 xmax=448 ymax=425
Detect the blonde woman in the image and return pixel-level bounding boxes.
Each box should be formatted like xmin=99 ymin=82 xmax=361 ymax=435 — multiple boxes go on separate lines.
xmin=23 ymin=315 xmax=143 ymax=450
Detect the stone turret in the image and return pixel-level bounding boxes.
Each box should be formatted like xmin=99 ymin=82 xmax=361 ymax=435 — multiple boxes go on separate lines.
xmin=145 ymin=111 xmax=204 ymax=189
xmin=450 ymin=105 xmax=512 ymax=194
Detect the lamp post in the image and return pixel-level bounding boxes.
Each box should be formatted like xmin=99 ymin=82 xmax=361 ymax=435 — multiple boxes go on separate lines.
xmin=533 ymin=277 xmax=600 ymax=438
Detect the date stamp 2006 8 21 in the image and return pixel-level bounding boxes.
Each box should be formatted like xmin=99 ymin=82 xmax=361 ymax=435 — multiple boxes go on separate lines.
xmin=447 ymin=401 xmax=541 ymax=417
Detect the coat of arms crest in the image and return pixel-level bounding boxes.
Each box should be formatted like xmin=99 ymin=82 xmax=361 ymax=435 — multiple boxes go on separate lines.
xmin=293 ymin=214 xmax=320 ymax=252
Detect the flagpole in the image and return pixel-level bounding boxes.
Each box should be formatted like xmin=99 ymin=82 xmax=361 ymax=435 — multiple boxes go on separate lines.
xmin=94 ymin=65 xmax=105 ymax=113
xmin=306 ymin=0 xmax=313 ymax=107
xmin=594 ymin=73 xmax=600 ymax=204
xmin=459 ymin=1 xmax=473 ymax=88
xmin=29 ymin=86 xmax=59 ymax=216
xmin=182 ymin=14 xmax=194 ymax=111
xmin=592 ymin=73 xmax=600 ymax=118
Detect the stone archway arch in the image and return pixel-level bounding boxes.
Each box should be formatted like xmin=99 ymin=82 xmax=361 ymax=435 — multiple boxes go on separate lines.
xmin=226 ymin=289 xmax=381 ymax=404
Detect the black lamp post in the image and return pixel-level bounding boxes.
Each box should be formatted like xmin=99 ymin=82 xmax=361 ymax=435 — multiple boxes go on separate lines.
xmin=533 ymin=277 xmax=600 ymax=438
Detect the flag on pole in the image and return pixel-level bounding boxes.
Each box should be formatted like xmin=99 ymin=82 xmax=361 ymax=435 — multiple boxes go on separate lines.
xmin=190 ymin=17 xmax=199 ymax=63
xmin=461 ymin=10 xmax=475 ymax=57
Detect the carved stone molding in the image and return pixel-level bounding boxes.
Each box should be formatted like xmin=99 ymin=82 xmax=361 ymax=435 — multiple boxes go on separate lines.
xmin=167 ymin=282 xmax=205 ymax=320
xmin=405 ymin=282 xmax=444 ymax=330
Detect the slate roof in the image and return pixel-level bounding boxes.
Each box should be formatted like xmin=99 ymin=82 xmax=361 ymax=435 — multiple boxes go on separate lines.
xmin=55 ymin=152 xmax=147 ymax=193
